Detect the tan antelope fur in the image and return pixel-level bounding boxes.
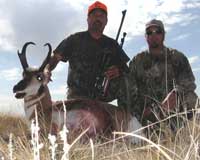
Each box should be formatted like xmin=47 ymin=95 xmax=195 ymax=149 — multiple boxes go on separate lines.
xmin=13 ymin=42 xmax=144 ymax=143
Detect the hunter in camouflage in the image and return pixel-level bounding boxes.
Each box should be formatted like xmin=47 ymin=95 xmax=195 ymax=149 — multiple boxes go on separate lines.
xmin=54 ymin=31 xmax=129 ymax=102
xmin=128 ymin=19 xmax=198 ymax=126
xmin=44 ymin=1 xmax=129 ymax=105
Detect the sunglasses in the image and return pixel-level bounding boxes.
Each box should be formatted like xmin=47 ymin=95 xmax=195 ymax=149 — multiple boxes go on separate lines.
xmin=146 ymin=29 xmax=163 ymax=36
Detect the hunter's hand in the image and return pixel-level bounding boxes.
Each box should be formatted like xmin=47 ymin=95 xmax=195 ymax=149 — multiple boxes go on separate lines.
xmin=43 ymin=69 xmax=52 ymax=84
xmin=104 ymin=66 xmax=121 ymax=80
xmin=161 ymin=89 xmax=177 ymax=111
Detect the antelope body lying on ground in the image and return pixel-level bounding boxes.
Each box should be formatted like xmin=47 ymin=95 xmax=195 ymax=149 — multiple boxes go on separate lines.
xmin=13 ymin=42 xmax=143 ymax=143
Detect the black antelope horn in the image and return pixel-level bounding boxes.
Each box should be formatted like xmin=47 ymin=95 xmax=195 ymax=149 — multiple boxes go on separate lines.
xmin=18 ymin=42 xmax=35 ymax=70
xmin=39 ymin=43 xmax=52 ymax=71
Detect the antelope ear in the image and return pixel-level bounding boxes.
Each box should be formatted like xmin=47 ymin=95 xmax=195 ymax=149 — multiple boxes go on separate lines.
xmin=43 ymin=75 xmax=53 ymax=85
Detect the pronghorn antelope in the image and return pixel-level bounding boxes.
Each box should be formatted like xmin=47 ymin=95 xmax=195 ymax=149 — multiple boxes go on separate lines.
xmin=13 ymin=42 xmax=143 ymax=143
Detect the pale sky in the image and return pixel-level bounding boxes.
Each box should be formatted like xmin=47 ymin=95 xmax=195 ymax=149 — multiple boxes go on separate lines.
xmin=0 ymin=0 xmax=199 ymax=115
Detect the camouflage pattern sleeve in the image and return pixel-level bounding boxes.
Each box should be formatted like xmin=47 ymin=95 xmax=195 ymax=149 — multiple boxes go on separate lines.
xmin=171 ymin=49 xmax=198 ymax=109
xmin=171 ymin=49 xmax=196 ymax=91
xmin=127 ymin=57 xmax=140 ymax=114
xmin=53 ymin=34 xmax=75 ymax=62
xmin=115 ymin=74 xmax=131 ymax=109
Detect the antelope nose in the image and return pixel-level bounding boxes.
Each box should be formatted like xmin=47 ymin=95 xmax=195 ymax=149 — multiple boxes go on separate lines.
xmin=13 ymin=85 xmax=18 ymax=93
xmin=13 ymin=80 xmax=27 ymax=93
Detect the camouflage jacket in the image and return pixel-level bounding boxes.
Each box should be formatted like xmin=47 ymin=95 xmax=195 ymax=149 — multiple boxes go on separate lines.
xmin=128 ymin=46 xmax=198 ymax=119
xmin=53 ymin=31 xmax=129 ymax=103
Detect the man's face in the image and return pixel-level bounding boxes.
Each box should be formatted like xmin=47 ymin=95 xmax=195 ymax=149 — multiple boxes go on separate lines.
xmin=87 ymin=9 xmax=107 ymax=33
xmin=145 ymin=26 xmax=164 ymax=49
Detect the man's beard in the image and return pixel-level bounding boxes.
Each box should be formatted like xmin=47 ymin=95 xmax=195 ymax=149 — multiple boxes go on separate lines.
xmin=149 ymin=42 xmax=159 ymax=49
xmin=91 ymin=20 xmax=103 ymax=33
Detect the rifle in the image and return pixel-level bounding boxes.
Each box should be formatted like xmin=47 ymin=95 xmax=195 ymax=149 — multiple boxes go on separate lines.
xmin=94 ymin=10 xmax=129 ymax=98
xmin=116 ymin=10 xmax=126 ymax=42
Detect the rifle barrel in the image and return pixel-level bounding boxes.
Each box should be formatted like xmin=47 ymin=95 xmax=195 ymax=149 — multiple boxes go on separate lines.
xmin=116 ymin=10 xmax=127 ymax=42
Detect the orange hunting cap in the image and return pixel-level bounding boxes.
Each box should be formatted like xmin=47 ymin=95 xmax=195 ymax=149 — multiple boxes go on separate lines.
xmin=88 ymin=1 xmax=107 ymax=15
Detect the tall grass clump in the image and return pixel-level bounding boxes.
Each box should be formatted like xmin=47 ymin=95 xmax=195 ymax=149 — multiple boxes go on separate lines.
xmin=31 ymin=108 xmax=43 ymax=160
xmin=0 ymin=101 xmax=200 ymax=160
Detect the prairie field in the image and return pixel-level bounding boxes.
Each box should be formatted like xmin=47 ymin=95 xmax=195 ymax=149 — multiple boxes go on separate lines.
xmin=0 ymin=111 xmax=200 ymax=160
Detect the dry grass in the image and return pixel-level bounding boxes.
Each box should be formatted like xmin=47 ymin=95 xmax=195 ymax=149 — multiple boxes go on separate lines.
xmin=0 ymin=114 xmax=29 ymax=140
xmin=0 ymin=113 xmax=200 ymax=160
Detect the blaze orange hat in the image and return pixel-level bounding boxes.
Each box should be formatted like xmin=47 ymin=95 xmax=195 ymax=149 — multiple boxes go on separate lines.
xmin=88 ymin=1 xmax=107 ymax=15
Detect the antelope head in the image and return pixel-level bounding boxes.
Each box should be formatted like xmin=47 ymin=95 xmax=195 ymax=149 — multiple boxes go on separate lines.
xmin=13 ymin=42 xmax=52 ymax=99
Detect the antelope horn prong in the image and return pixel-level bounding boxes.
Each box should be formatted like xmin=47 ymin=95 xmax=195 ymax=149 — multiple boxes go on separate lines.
xmin=39 ymin=43 xmax=52 ymax=71
xmin=18 ymin=42 xmax=35 ymax=70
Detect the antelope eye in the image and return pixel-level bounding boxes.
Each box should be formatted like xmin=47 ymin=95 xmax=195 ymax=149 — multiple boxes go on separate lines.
xmin=36 ymin=75 xmax=43 ymax=81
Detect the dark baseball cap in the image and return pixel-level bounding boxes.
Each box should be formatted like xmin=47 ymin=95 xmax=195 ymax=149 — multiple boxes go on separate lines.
xmin=145 ymin=19 xmax=165 ymax=32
